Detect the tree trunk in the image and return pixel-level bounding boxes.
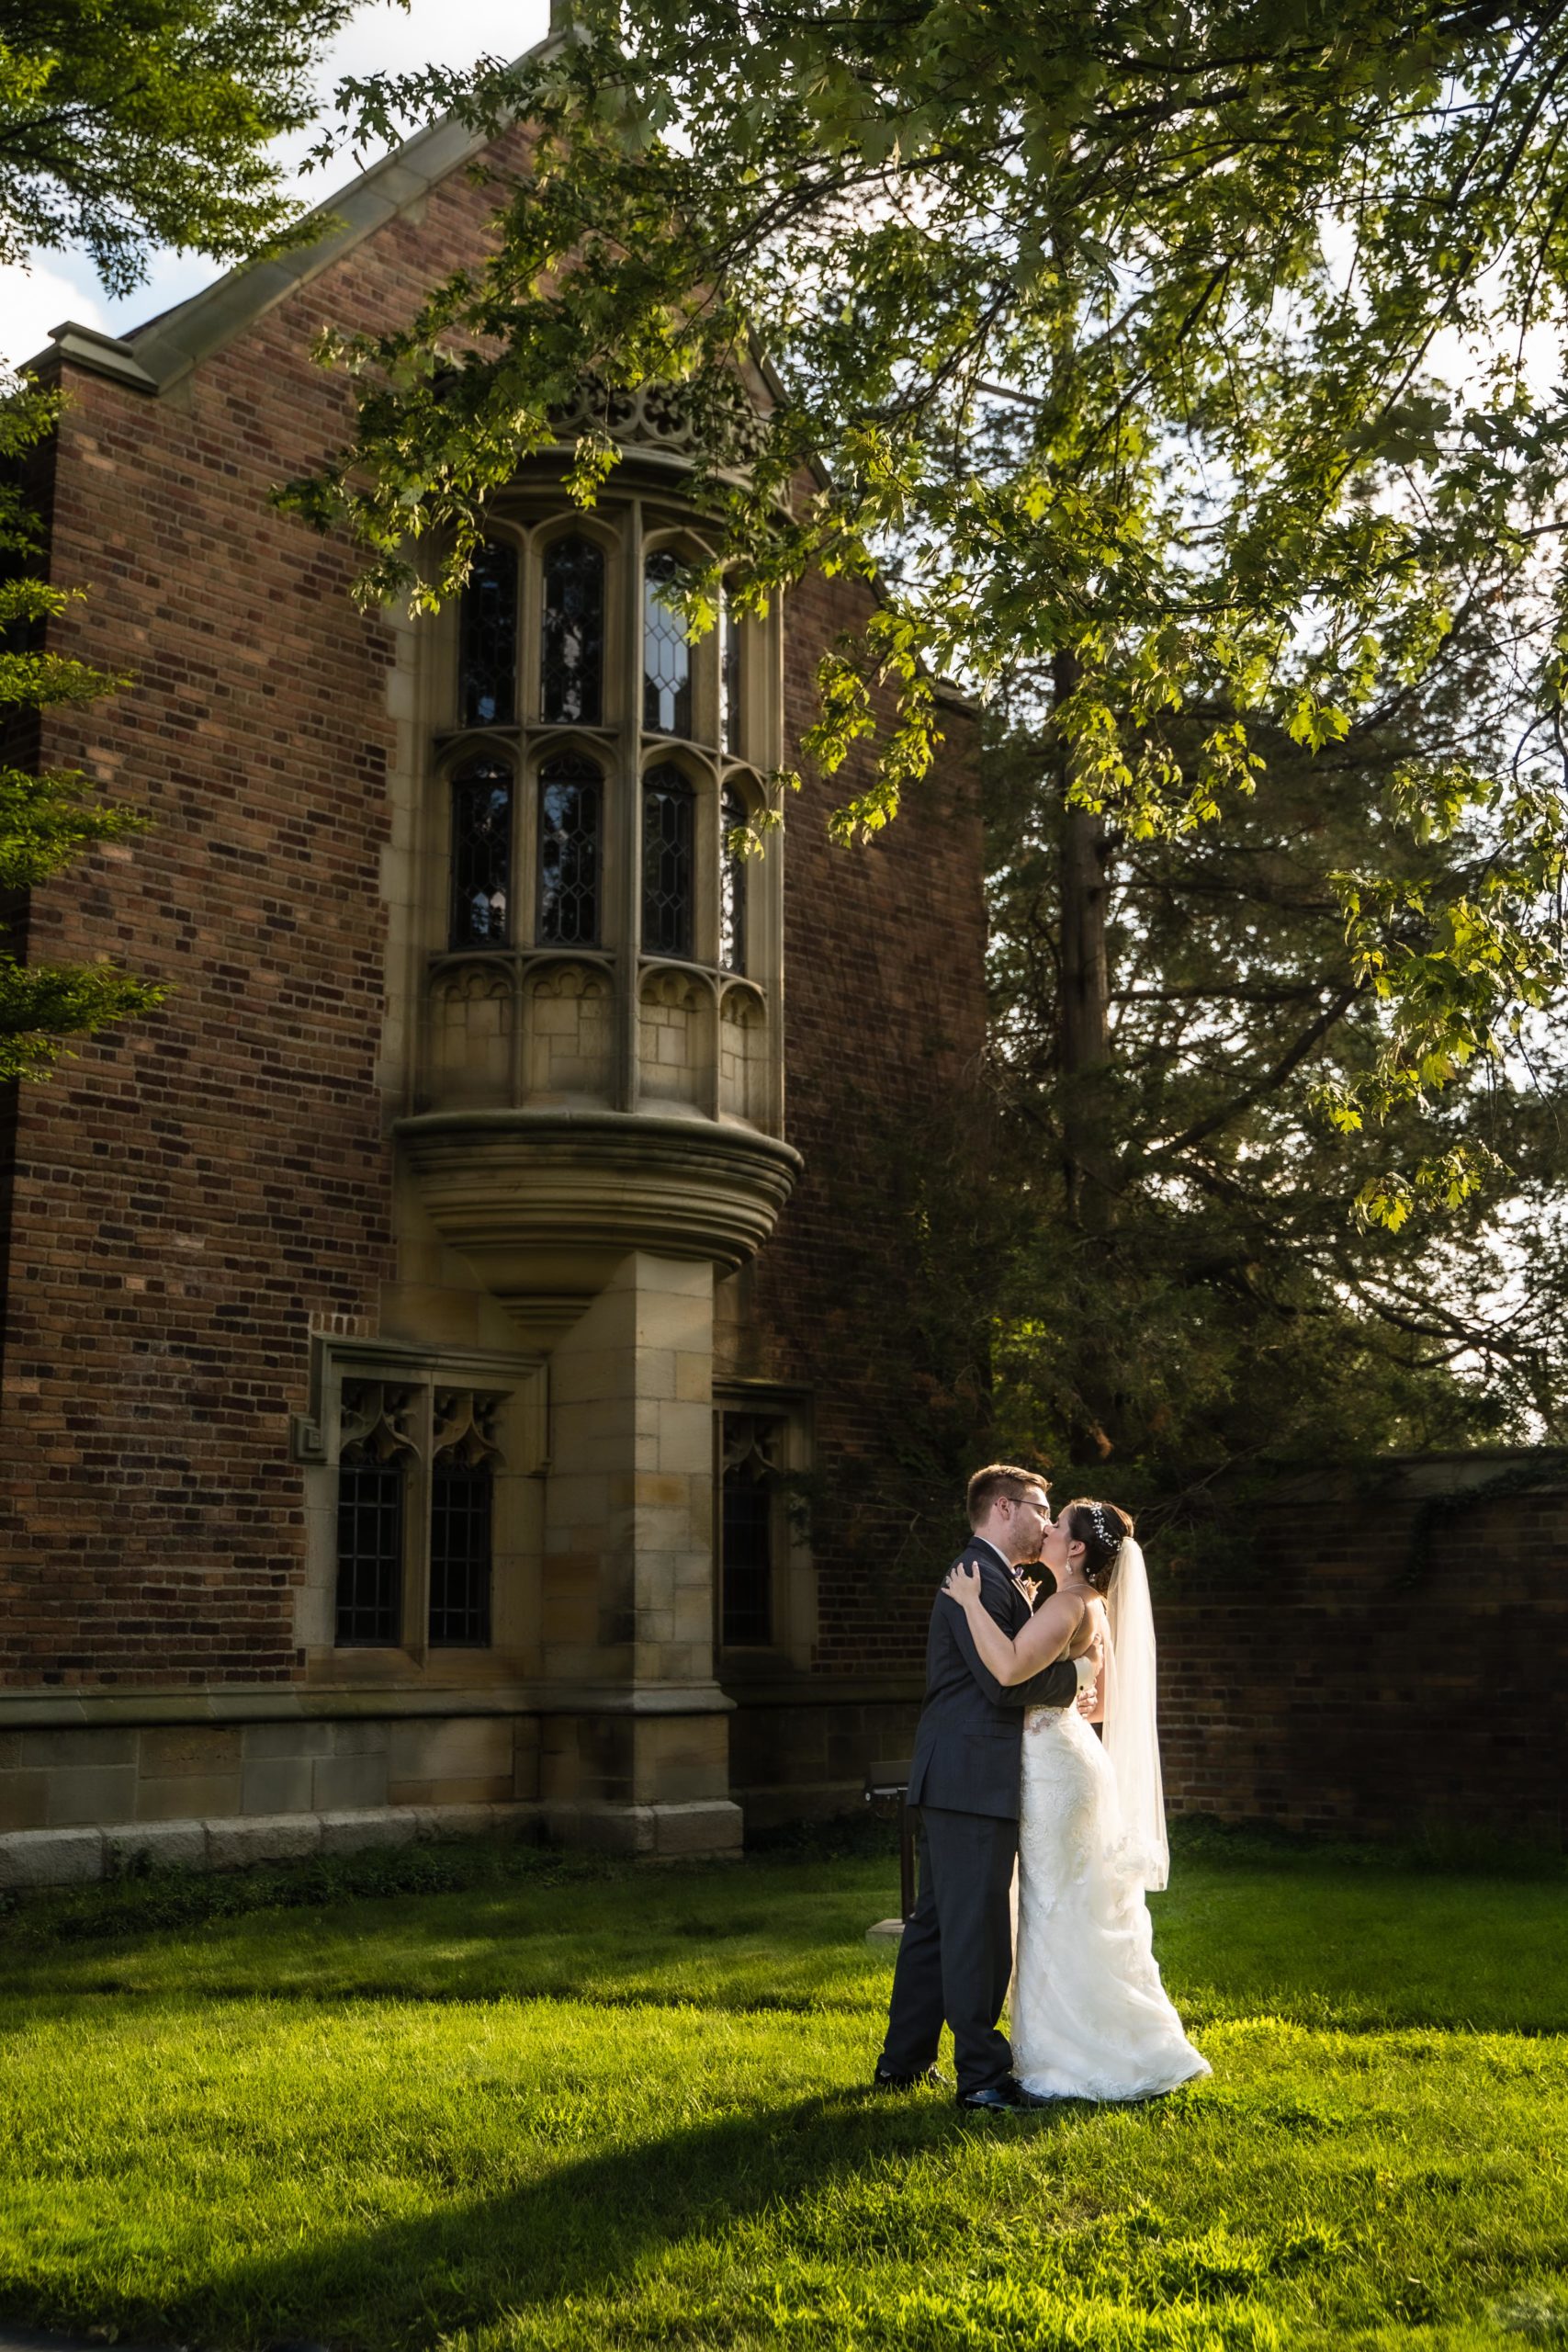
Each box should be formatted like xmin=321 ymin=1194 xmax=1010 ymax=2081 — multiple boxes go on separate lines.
xmin=1054 ymin=650 xmax=1113 ymax=1227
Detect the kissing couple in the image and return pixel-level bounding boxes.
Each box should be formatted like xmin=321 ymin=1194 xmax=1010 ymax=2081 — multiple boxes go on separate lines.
xmin=876 ymin=1462 xmax=1210 ymax=2110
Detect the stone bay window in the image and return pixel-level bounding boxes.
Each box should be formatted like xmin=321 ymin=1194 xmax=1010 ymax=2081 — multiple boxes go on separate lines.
xmin=417 ymin=503 xmax=784 ymax=1147
xmin=375 ymin=421 xmax=804 ymax=1860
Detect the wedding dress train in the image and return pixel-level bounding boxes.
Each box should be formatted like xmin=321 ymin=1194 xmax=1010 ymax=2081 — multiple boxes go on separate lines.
xmin=1010 ymin=1701 xmax=1210 ymax=2102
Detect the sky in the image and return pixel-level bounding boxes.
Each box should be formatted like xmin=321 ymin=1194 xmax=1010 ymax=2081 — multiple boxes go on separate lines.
xmin=0 ymin=0 xmax=547 ymax=372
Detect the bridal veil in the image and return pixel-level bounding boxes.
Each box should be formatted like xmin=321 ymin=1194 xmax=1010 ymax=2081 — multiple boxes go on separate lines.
xmin=1100 ymin=1535 xmax=1169 ymax=1891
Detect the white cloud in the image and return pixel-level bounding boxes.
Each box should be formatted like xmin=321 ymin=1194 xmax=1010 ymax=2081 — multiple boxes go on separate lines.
xmin=0 ymin=256 xmax=109 ymax=372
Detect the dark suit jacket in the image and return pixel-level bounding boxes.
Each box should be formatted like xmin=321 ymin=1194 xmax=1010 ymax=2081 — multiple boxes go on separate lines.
xmin=906 ymin=1539 xmax=1079 ymax=1820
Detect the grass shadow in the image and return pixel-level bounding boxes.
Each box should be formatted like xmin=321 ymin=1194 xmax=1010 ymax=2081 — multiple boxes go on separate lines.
xmin=109 ymin=2085 xmax=1092 ymax=2349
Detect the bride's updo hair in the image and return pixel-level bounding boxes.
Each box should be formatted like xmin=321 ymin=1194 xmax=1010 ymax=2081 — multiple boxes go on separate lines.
xmin=1062 ymin=1498 xmax=1134 ymax=1592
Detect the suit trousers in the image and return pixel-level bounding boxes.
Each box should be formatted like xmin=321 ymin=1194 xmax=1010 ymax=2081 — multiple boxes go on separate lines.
xmin=878 ymin=1804 xmax=1019 ymax=2094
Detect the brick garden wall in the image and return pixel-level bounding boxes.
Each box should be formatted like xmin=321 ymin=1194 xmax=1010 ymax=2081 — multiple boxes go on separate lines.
xmin=733 ymin=1454 xmax=1568 ymax=1849
xmin=1154 ymin=1456 xmax=1568 ymax=1849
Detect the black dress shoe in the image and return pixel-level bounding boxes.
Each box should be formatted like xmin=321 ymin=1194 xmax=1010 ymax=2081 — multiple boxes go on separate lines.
xmin=872 ymin=2063 xmax=947 ymax=2091
xmin=957 ymin=2075 xmax=1057 ymax=2112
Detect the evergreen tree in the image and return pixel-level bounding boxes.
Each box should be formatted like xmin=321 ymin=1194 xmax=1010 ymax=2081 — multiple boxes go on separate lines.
xmin=983 ymin=603 xmax=1568 ymax=1519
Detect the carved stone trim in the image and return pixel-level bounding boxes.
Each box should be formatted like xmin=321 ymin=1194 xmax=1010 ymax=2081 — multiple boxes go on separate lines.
xmin=292 ymin=1335 xmax=549 ymax=1476
xmin=397 ymin=1107 xmax=802 ymax=1336
xmin=340 ymin=1381 xmax=421 ymax=1464
xmin=530 ymin=962 xmax=610 ymax=1002
xmin=639 ymin=968 xmax=708 ymax=1013
xmin=552 ymin=373 xmax=771 ymax=469
xmin=433 ymin=1390 xmax=506 ymax=1467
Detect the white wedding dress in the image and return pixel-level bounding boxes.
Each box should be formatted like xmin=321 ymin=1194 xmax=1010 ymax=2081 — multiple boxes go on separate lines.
xmin=1010 ymin=1698 xmax=1210 ymax=2102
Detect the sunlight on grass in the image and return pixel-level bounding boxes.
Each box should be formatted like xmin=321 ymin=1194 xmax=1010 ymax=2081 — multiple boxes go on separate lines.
xmin=0 ymin=1834 xmax=1563 ymax=2350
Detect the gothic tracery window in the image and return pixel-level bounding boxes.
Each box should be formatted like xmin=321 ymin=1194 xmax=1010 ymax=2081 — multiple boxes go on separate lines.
xmin=449 ymin=758 xmax=513 ymax=946
xmin=540 ymin=535 xmax=604 ymax=724
xmin=333 ymin=1378 xmax=506 ymax=1651
xmin=719 ymin=1412 xmax=784 ymax=1647
xmin=643 ymin=549 xmax=693 ymax=736
xmin=459 ymin=541 xmax=518 ymax=727
xmin=642 ymin=763 xmax=694 ymax=958
xmin=537 ymin=753 xmax=602 ymax=945
xmin=433 ymin=504 xmax=778 ymax=1117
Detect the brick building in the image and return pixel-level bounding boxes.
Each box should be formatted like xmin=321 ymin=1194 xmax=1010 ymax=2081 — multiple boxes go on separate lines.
xmin=0 ymin=75 xmax=981 ymax=1879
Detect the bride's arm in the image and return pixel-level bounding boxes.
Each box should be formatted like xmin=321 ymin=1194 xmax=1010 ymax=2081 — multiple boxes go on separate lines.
xmin=941 ymin=1566 xmax=1085 ymax=1687
xmin=1077 ymin=1618 xmax=1106 ymax=1723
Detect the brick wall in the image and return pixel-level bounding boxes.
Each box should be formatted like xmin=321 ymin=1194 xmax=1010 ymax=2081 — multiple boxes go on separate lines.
xmin=0 ymin=145 xmax=526 ymax=1684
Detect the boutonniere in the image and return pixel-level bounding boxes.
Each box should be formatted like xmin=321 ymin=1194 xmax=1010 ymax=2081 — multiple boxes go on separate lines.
xmin=1015 ymin=1577 xmax=1041 ymax=1608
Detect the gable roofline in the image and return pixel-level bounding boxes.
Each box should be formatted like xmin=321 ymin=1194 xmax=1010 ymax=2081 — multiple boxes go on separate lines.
xmin=26 ymin=24 xmax=973 ymax=706
xmin=28 ymin=24 xmax=561 ymax=395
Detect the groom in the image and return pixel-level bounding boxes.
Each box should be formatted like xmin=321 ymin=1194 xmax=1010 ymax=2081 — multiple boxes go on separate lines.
xmin=874 ymin=1463 xmax=1093 ymax=2111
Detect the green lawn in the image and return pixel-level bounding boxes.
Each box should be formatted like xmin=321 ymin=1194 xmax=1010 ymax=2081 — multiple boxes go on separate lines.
xmin=0 ymin=1828 xmax=1564 ymax=2351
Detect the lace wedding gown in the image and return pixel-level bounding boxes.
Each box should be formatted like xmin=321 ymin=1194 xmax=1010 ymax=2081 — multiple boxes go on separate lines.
xmin=1010 ymin=1702 xmax=1210 ymax=2101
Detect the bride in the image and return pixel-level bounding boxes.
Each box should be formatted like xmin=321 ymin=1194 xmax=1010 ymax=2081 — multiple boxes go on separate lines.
xmin=942 ymin=1498 xmax=1210 ymax=2102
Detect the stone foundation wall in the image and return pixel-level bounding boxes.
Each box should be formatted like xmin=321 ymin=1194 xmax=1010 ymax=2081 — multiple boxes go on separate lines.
xmin=0 ymin=1801 xmax=538 ymax=1891
xmin=0 ymin=1712 xmax=528 ymax=1835
xmin=0 ymin=1700 xmax=739 ymax=1885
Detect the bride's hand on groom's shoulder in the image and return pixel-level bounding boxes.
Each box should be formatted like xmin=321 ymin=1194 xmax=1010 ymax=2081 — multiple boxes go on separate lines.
xmin=941 ymin=1562 xmax=982 ymax=1607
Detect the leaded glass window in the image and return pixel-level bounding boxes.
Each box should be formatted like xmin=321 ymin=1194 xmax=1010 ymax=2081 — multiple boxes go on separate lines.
xmin=643 ymin=550 xmax=693 ymax=736
xmin=334 ymin=1383 xmax=415 ymax=1647
xmin=335 ymin=1459 xmax=403 ymax=1644
xmin=540 ymin=536 xmax=604 ymax=724
xmin=428 ymin=1389 xmax=500 ymax=1647
xmin=459 ymin=541 xmax=518 ymax=727
xmin=720 ymin=782 xmax=747 ymax=975
xmin=720 ymin=586 xmax=742 ymax=756
xmin=720 ymin=1414 xmax=782 ymax=1647
xmin=643 ymin=763 xmax=694 ymax=959
xmin=429 ymin=1457 xmax=493 ymax=1645
xmin=449 ymin=759 xmax=513 ymax=946
xmin=537 ymin=754 xmax=602 ymax=945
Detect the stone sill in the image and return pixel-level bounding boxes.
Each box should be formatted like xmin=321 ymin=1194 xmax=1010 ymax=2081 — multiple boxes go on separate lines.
xmin=0 ymin=1680 xmax=739 ymax=1731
